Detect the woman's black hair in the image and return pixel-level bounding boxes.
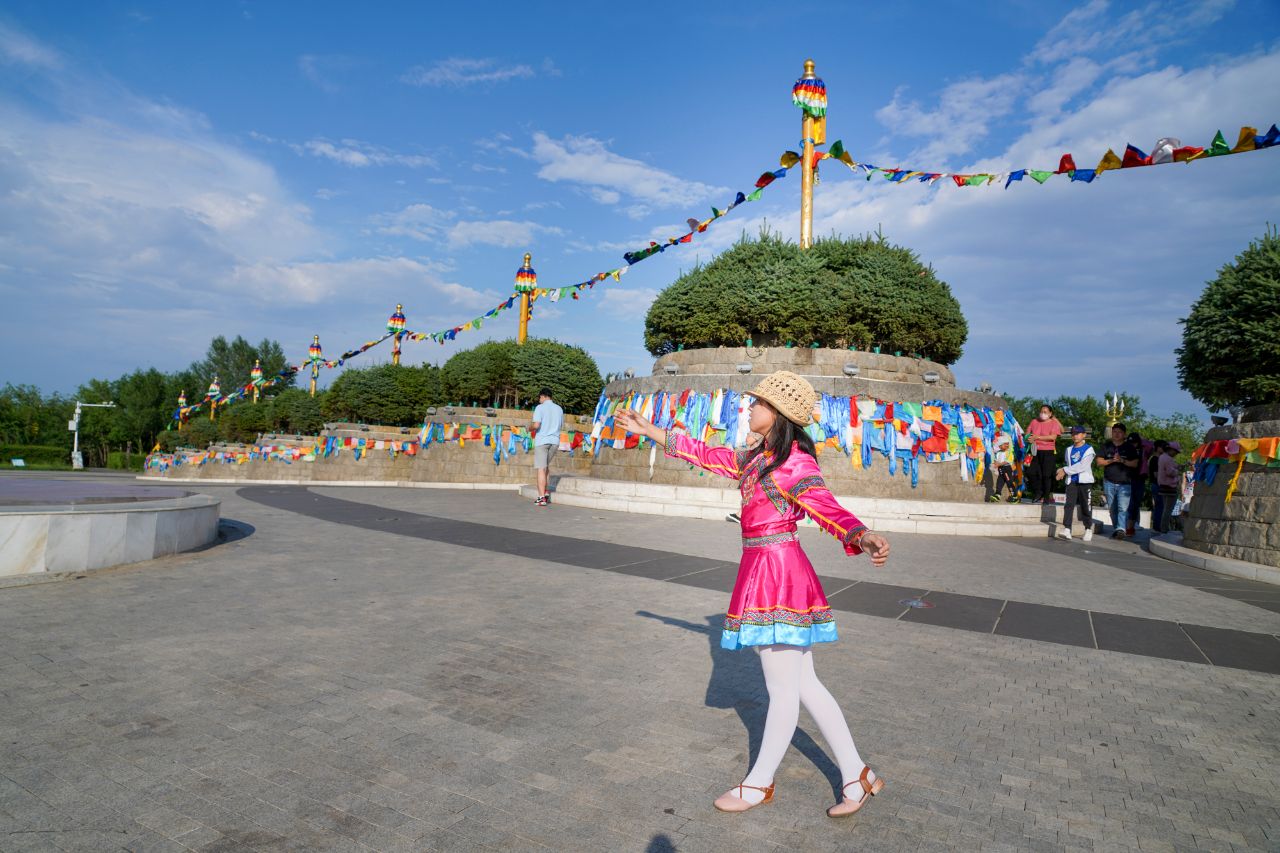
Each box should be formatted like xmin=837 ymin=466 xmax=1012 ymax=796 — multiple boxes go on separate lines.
xmin=744 ymin=402 xmax=817 ymax=479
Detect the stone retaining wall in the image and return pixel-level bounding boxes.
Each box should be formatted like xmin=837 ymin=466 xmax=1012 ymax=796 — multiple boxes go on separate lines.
xmin=150 ymin=351 xmax=1008 ymax=503
xmin=1182 ymin=405 xmax=1280 ymax=569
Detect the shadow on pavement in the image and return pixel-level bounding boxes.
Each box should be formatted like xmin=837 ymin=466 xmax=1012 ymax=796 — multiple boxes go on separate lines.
xmin=192 ymin=518 xmax=256 ymax=552
xmin=635 ymin=610 xmax=844 ymax=799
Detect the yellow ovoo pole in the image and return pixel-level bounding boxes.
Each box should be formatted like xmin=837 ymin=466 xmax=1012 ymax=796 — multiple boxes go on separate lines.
xmin=310 ymin=336 xmax=321 ymax=397
xmin=517 ymin=252 xmax=533 ymax=345
xmin=799 ymin=59 xmax=817 ymax=250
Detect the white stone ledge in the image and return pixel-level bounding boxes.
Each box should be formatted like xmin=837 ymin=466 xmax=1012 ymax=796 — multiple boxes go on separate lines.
xmin=139 ymin=477 xmax=521 ymax=491
xmin=1148 ymin=533 xmax=1280 ymax=586
xmin=520 ymin=482 xmax=1052 ymax=537
xmin=0 ymin=494 xmax=220 ymax=579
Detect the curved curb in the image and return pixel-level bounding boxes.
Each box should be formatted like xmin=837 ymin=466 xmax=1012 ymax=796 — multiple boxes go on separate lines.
xmin=1148 ymin=533 xmax=1280 ymax=587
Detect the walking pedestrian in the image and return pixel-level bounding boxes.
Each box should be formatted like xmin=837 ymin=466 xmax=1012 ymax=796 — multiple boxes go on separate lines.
xmin=531 ymin=388 xmax=564 ymax=506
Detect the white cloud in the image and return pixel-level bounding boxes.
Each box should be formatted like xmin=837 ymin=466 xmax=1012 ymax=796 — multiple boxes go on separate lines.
xmin=876 ymin=73 xmax=1026 ymax=165
xmin=528 ymin=132 xmax=727 ymax=217
xmin=1030 ymin=0 xmax=1235 ymax=66
xmin=599 ymin=287 xmax=660 ymax=318
xmin=374 ymin=203 xmax=455 ymax=241
xmin=302 ymin=138 xmax=435 ymax=169
xmin=297 ymin=54 xmax=355 ymax=94
xmin=229 ymin=256 xmax=495 ymax=307
xmin=401 ymin=57 xmax=535 ymax=87
xmin=0 ymin=21 xmax=61 ymax=68
xmin=446 ymin=219 xmax=563 ymax=248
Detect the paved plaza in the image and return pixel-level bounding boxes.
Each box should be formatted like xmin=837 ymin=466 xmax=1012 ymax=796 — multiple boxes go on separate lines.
xmin=2 ymin=474 xmax=1279 ymax=852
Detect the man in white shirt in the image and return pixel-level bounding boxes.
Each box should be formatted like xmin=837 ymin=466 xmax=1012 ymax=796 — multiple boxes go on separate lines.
xmin=531 ymin=388 xmax=564 ymax=507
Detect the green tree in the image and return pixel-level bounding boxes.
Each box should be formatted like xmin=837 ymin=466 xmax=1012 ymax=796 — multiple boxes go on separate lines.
xmin=191 ymin=335 xmax=294 ymax=398
xmin=644 ymin=228 xmax=968 ymax=363
xmin=1177 ymin=226 xmax=1280 ymax=412
xmin=441 ymin=341 xmax=519 ymax=406
xmin=511 ymin=339 xmax=604 ymax=414
xmin=0 ymin=384 xmax=71 ymax=447
xmin=323 ymin=364 xmax=442 ymax=426
xmin=268 ymin=388 xmax=326 ymax=435
xmin=440 ymin=338 xmax=603 ymax=413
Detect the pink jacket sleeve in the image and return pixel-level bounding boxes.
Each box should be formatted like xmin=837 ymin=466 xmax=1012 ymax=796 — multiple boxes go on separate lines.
xmin=774 ymin=453 xmax=868 ymax=555
xmin=664 ymin=429 xmax=742 ymax=480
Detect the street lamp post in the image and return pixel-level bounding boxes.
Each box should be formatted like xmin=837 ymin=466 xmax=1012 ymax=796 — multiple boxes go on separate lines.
xmin=69 ymin=401 xmax=116 ymax=470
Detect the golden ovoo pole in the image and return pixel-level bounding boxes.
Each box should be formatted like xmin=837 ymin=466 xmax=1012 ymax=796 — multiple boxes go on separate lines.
xmin=310 ymin=335 xmax=321 ymax=397
xmin=517 ymin=252 xmax=533 ymax=345
xmin=799 ymin=59 xmax=817 ymax=250
xmin=390 ymin=304 xmax=405 ymax=366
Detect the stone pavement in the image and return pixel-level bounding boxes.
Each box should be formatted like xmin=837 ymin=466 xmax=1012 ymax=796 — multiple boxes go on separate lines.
xmin=1 ymin=475 xmax=1278 ymax=852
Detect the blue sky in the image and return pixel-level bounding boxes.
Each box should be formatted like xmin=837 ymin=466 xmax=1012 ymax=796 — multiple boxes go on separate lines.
xmin=2 ymin=0 xmax=1278 ymax=416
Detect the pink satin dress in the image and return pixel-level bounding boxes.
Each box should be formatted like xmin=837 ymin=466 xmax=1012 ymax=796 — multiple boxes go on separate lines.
xmin=665 ymin=431 xmax=868 ymax=650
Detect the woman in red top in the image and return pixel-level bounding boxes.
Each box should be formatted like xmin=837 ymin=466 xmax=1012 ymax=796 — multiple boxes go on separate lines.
xmin=1025 ymin=404 xmax=1064 ymax=504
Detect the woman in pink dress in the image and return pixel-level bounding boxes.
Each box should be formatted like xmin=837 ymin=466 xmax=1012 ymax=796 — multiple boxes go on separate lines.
xmin=616 ymin=370 xmax=891 ymax=818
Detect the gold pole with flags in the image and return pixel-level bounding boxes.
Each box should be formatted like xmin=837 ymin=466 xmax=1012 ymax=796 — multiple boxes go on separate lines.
xmin=250 ymin=359 xmax=263 ymax=404
xmin=309 ymin=335 xmax=323 ymax=397
xmin=797 ymin=58 xmax=825 ymax=250
xmin=387 ymin=304 xmax=406 ymax=365
xmin=515 ymin=253 xmax=536 ymax=345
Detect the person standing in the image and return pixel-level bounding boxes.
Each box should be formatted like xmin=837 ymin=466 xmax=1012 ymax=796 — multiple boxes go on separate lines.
xmin=615 ymin=371 xmax=892 ymax=818
xmin=530 ymin=388 xmax=564 ymax=507
xmin=1097 ymin=422 xmax=1140 ymax=538
xmin=1055 ymin=426 xmax=1095 ymax=541
xmin=988 ymin=433 xmax=1017 ymax=503
xmin=1025 ymin=404 xmax=1064 ymax=504
xmin=1155 ymin=441 xmax=1183 ymax=533
xmin=1126 ymin=431 xmax=1146 ymax=537
xmin=1146 ymin=439 xmax=1168 ymax=533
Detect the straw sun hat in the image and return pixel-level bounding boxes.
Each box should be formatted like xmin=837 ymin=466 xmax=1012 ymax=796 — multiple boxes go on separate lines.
xmin=748 ymin=370 xmax=818 ymax=427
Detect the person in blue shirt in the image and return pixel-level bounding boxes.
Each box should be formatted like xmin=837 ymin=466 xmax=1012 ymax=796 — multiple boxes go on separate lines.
xmin=531 ymin=388 xmax=564 ymax=506
xmin=1055 ymin=426 xmax=1095 ymax=541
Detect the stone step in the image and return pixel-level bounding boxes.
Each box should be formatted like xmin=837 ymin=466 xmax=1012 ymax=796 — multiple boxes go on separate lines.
xmin=542 ymin=475 xmax=1152 ymax=526
xmin=523 ymin=479 xmax=1063 ymax=537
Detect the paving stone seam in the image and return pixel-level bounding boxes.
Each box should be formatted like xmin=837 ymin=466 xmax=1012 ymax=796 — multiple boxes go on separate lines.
xmin=1176 ymin=625 xmax=1214 ymax=666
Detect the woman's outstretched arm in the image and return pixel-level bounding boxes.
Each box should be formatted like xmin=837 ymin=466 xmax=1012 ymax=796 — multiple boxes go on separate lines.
xmin=614 ymin=408 xmax=743 ymax=480
xmin=775 ymin=456 xmax=891 ymax=566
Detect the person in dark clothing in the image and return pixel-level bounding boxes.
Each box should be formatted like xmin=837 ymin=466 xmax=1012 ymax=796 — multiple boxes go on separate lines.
xmin=1097 ymin=422 xmax=1140 ymax=539
xmin=1127 ymin=431 xmax=1145 ymax=536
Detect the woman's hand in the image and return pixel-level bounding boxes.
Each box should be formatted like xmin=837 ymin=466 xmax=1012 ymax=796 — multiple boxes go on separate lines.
xmin=614 ymin=408 xmax=658 ymax=441
xmin=860 ymin=532 xmax=890 ymax=567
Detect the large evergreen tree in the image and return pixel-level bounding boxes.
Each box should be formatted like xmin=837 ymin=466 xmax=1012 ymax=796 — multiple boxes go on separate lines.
xmin=644 ymin=229 xmax=968 ymax=363
xmin=1176 ymin=226 xmax=1280 ymax=412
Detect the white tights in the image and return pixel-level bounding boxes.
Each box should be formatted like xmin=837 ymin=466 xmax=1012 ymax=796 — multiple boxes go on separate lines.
xmin=736 ymin=644 xmax=864 ymax=803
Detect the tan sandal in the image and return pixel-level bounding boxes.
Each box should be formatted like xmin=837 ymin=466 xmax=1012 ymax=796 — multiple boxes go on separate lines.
xmin=827 ymin=766 xmax=883 ymax=818
xmin=713 ymin=781 xmax=775 ymax=813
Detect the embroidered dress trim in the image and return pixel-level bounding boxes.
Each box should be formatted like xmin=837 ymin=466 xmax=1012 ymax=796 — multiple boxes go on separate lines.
xmin=721 ymin=605 xmax=838 ymax=649
xmin=742 ymin=531 xmax=799 ymax=548
xmin=790 ymin=474 xmax=826 ymax=498
xmin=760 ymin=472 xmax=788 ymax=515
xmin=842 ymin=525 xmax=869 ymax=548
